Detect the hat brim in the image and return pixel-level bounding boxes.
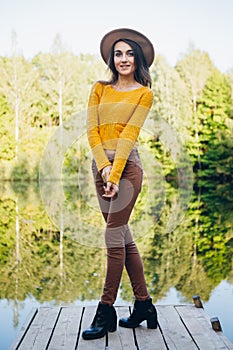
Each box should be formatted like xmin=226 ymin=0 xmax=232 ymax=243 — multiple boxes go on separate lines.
xmin=100 ymin=28 xmax=155 ymax=67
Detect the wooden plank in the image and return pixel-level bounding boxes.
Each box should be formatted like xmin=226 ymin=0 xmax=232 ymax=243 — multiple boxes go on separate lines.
xmin=10 ymin=308 xmax=38 ymax=350
xmin=198 ymin=307 xmax=233 ymax=350
xmin=133 ymin=306 xmax=167 ymax=350
xmin=77 ymin=306 xmax=106 ymax=349
xmin=10 ymin=305 xmax=233 ymax=350
xmin=115 ymin=306 xmax=137 ymax=350
xmin=217 ymin=333 xmax=233 ymax=350
xmin=176 ymin=305 xmax=231 ymax=350
xmin=157 ymin=305 xmax=198 ymax=350
xmin=17 ymin=307 xmax=60 ymax=350
xmin=47 ymin=306 xmax=82 ymax=350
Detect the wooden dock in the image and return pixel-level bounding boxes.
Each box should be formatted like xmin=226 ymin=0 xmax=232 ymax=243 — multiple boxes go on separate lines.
xmin=10 ymin=304 xmax=233 ymax=350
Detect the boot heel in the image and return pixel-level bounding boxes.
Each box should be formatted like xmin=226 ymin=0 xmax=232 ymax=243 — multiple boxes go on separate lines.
xmin=108 ymin=323 xmax=117 ymax=332
xmin=108 ymin=317 xmax=117 ymax=332
xmin=146 ymin=314 xmax=157 ymax=329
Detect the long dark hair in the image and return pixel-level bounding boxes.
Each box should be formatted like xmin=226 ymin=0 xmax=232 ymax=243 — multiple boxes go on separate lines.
xmin=107 ymin=38 xmax=152 ymax=88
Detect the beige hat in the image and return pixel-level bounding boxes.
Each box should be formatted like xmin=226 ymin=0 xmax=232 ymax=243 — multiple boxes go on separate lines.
xmin=100 ymin=28 xmax=155 ymax=67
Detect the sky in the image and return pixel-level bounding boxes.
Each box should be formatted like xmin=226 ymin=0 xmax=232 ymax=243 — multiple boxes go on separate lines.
xmin=1 ymin=0 xmax=233 ymax=72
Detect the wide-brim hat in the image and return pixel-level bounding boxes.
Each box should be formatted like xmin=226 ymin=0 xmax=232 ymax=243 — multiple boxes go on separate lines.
xmin=100 ymin=28 xmax=155 ymax=67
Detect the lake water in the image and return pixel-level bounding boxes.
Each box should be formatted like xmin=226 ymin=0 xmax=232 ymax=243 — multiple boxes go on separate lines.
xmin=0 ymin=180 xmax=233 ymax=349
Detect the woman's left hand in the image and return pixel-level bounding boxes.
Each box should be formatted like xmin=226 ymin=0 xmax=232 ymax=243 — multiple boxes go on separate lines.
xmin=102 ymin=182 xmax=119 ymax=198
xmin=101 ymin=165 xmax=112 ymax=183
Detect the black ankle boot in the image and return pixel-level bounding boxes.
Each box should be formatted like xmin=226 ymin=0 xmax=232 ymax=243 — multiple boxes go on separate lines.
xmin=119 ymin=298 xmax=157 ymax=329
xmin=82 ymin=302 xmax=117 ymax=340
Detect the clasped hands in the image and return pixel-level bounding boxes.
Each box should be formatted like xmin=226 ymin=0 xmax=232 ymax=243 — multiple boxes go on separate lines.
xmin=101 ymin=165 xmax=119 ymax=198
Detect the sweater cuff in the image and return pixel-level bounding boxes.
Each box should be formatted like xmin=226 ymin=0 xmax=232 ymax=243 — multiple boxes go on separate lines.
xmin=91 ymin=144 xmax=112 ymax=172
xmin=107 ymin=158 xmax=126 ymax=185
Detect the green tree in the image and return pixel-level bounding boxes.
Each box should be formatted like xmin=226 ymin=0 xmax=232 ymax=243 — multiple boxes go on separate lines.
xmin=176 ymin=47 xmax=215 ymax=167
xmin=197 ymin=69 xmax=232 ymax=180
xmin=0 ymin=90 xmax=15 ymax=161
xmin=151 ymin=55 xmax=191 ymax=138
xmin=226 ymin=68 xmax=233 ymax=119
xmin=0 ymin=32 xmax=38 ymax=160
xmin=32 ymin=34 xmax=107 ymax=128
xmin=147 ymin=56 xmax=192 ymax=181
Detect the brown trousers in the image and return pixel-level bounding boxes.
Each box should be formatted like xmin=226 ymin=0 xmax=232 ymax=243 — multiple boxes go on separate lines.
xmin=92 ymin=149 xmax=150 ymax=306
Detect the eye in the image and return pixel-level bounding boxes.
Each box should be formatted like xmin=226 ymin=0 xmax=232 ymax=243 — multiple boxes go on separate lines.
xmin=127 ymin=51 xmax=134 ymax=57
xmin=114 ymin=51 xmax=122 ymax=57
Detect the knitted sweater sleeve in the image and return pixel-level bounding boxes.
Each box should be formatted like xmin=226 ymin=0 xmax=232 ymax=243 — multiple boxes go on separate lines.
xmin=87 ymin=82 xmax=112 ymax=171
xmin=108 ymin=89 xmax=153 ymax=185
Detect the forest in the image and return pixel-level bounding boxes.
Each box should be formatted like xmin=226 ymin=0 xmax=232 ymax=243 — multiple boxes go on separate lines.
xmin=0 ymin=35 xmax=233 ymax=307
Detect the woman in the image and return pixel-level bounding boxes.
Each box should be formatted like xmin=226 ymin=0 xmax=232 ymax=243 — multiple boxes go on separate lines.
xmin=82 ymin=28 xmax=157 ymax=340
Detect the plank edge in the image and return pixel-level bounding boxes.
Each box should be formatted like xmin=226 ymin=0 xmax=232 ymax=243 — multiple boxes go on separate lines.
xmin=9 ymin=307 xmax=38 ymax=350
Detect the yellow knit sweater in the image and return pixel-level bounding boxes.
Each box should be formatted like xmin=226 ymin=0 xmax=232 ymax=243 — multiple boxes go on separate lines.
xmin=87 ymin=81 xmax=153 ymax=185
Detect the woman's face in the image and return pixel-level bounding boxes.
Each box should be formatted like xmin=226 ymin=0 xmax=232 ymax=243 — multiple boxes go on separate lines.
xmin=113 ymin=41 xmax=136 ymax=77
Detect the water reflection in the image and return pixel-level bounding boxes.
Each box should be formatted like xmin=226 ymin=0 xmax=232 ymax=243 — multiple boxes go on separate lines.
xmin=0 ymin=179 xmax=233 ymax=348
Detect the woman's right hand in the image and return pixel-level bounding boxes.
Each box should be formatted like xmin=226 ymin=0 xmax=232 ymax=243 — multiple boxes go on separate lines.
xmin=101 ymin=165 xmax=112 ymax=183
xmin=102 ymin=182 xmax=119 ymax=198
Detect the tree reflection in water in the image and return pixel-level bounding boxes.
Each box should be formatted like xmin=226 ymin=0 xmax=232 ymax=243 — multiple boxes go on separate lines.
xmin=0 ymin=175 xmax=233 ymax=348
